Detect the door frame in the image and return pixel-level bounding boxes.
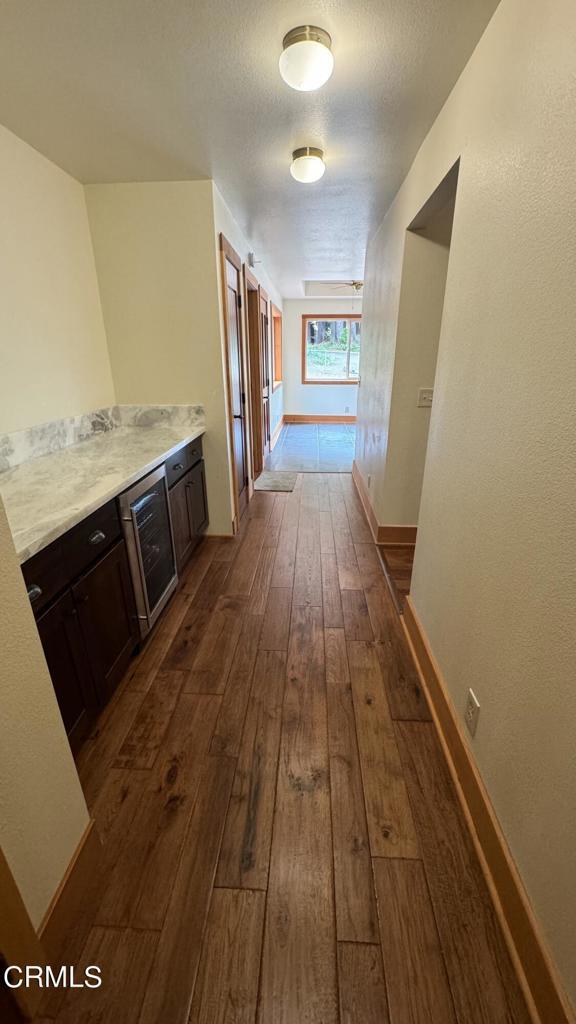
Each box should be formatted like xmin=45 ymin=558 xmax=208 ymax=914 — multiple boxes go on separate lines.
xmin=259 ymin=286 xmax=271 ymax=461
xmin=244 ymin=266 xmax=263 ymax=478
xmin=219 ymin=233 xmax=250 ymax=531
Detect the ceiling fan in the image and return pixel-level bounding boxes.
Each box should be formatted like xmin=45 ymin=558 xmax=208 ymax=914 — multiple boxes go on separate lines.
xmin=331 ymin=280 xmax=364 ymax=293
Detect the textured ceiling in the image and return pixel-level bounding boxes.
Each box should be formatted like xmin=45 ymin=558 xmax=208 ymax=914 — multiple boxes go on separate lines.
xmin=0 ymin=0 xmax=500 ymax=295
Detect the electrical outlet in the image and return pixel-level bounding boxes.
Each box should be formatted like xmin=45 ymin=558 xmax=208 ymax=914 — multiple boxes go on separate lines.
xmin=418 ymin=387 xmax=434 ymax=408
xmin=465 ymin=689 xmax=480 ymax=737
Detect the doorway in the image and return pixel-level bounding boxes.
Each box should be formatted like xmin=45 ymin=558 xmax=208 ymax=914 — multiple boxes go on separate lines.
xmin=378 ymin=161 xmax=459 ymax=607
xmin=220 ymin=234 xmax=249 ymax=523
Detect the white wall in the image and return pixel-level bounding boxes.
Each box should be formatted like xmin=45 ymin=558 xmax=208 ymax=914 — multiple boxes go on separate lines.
xmin=0 ymin=498 xmax=89 ymax=928
xmin=282 ymin=298 xmax=361 ymax=417
xmin=269 ymin=385 xmax=283 ymax=437
xmin=0 ymin=124 xmax=114 ymax=434
xmin=86 ymin=180 xmax=233 ymax=535
xmin=357 ymin=0 xmax=576 ymax=1006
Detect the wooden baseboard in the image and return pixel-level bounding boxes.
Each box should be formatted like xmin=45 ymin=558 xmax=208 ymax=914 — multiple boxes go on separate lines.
xmin=283 ymin=414 xmax=356 ymax=424
xmin=39 ymin=819 xmax=102 ymax=965
xmin=270 ymin=417 xmax=284 ymax=450
xmin=377 ymin=524 xmax=417 ymax=544
xmin=403 ymin=596 xmax=575 ymax=1024
xmin=352 ymin=460 xmax=379 ymax=540
xmin=352 ymin=460 xmax=417 ymax=545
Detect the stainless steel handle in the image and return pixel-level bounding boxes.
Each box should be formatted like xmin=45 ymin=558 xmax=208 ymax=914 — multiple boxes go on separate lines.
xmin=132 ymin=491 xmax=158 ymax=514
xmin=27 ymin=584 xmax=42 ymax=603
xmin=88 ymin=529 xmax=106 ymax=545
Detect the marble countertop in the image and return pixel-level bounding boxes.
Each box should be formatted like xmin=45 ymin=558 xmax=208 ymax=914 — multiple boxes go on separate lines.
xmin=0 ymin=423 xmax=205 ymax=563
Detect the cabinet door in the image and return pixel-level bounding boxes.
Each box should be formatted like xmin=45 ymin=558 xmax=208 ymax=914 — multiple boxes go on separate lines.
xmin=73 ymin=540 xmax=138 ymax=705
xmin=187 ymin=460 xmax=209 ymax=535
xmin=36 ymin=590 xmax=97 ymax=753
xmin=169 ymin=471 xmax=195 ymax=574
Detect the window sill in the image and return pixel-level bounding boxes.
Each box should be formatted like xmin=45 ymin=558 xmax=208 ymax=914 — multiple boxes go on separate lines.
xmin=302 ymin=379 xmax=359 ymax=386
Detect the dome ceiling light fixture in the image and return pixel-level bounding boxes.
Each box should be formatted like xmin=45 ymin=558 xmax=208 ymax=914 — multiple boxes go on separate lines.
xmin=290 ymin=147 xmax=326 ymax=184
xmin=279 ymin=26 xmax=334 ymax=92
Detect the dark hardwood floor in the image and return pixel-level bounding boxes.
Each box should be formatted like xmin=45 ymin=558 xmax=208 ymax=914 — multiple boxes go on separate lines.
xmin=43 ymin=473 xmax=530 ymax=1024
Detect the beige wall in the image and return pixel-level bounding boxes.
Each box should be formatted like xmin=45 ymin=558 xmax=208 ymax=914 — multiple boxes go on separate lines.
xmin=357 ymin=0 xmax=576 ymax=1007
xmin=85 ymin=180 xmax=234 ymax=534
xmin=282 ymin=298 xmax=361 ymax=418
xmin=0 ymin=497 xmax=89 ymax=928
xmin=0 ymin=124 xmax=114 ymax=434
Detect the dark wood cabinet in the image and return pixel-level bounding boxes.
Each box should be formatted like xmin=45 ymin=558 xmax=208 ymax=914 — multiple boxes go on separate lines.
xmin=21 ymin=435 xmax=208 ymax=756
xmin=36 ymin=590 xmax=98 ymax=753
xmin=170 ymin=470 xmax=196 ymax=574
xmin=168 ymin=442 xmax=209 ymax=575
xmin=73 ymin=541 xmax=138 ymax=704
xmin=188 ymin=459 xmax=209 ymax=535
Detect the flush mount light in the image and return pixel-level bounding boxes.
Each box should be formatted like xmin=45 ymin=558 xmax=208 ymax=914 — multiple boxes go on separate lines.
xmin=279 ymin=26 xmax=334 ymax=91
xmin=290 ymin=147 xmax=326 ymax=183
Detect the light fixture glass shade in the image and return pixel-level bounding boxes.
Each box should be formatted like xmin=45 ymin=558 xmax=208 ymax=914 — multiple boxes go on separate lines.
xmin=279 ymin=27 xmax=334 ymax=91
xmin=290 ymin=147 xmax=325 ymax=183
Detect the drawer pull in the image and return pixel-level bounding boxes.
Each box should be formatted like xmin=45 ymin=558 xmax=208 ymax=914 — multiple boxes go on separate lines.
xmin=27 ymin=584 xmax=43 ymax=603
xmin=88 ymin=529 xmax=107 ymax=545
xmin=173 ymin=462 xmax=184 ymax=471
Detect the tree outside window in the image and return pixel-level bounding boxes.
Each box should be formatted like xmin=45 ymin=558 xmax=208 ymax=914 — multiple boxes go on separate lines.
xmin=302 ymin=315 xmax=361 ymax=383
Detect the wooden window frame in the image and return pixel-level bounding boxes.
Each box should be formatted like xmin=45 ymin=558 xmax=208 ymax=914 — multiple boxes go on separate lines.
xmin=271 ymin=303 xmax=283 ymax=392
xmin=301 ymin=313 xmax=362 ymax=385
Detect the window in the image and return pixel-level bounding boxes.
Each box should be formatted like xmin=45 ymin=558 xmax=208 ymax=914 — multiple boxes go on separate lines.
xmin=271 ymin=304 xmax=282 ymax=390
xmin=302 ymin=315 xmax=361 ymax=384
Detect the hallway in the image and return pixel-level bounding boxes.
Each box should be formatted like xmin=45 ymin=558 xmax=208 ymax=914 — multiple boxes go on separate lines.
xmin=265 ymin=422 xmax=356 ymax=472
xmin=48 ymin=473 xmax=531 ymax=1024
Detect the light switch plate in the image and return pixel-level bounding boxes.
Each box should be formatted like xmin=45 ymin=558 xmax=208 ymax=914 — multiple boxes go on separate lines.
xmin=465 ymin=689 xmax=481 ymax=737
xmin=418 ymin=387 xmax=434 ymax=407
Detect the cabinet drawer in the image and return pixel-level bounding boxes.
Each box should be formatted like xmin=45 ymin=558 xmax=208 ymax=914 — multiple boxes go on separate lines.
xmin=187 ymin=437 xmax=203 ymax=467
xmin=64 ymin=499 xmax=121 ymax=581
xmin=165 ymin=436 xmax=203 ymax=488
xmin=165 ymin=447 xmax=191 ymax=488
xmin=22 ymin=539 xmax=68 ymax=617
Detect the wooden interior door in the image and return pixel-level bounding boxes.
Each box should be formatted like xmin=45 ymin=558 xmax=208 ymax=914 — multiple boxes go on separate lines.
xmin=220 ymin=235 xmax=248 ymax=519
xmin=259 ymin=289 xmax=271 ymax=459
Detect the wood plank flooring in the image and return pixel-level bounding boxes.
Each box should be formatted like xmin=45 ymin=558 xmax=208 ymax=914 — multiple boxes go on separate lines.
xmin=48 ymin=474 xmax=531 ymax=1024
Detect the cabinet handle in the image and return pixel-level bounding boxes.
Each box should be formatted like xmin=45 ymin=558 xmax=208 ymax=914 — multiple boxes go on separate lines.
xmin=173 ymin=462 xmax=184 ymax=471
xmin=88 ymin=529 xmax=106 ymax=545
xmin=27 ymin=584 xmax=43 ymax=603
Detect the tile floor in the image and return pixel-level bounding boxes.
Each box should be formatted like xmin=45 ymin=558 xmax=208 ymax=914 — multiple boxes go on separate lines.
xmin=265 ymin=422 xmax=356 ymax=472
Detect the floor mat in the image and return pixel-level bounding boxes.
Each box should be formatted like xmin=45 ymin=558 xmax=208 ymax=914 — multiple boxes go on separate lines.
xmin=254 ymin=470 xmax=297 ymax=492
